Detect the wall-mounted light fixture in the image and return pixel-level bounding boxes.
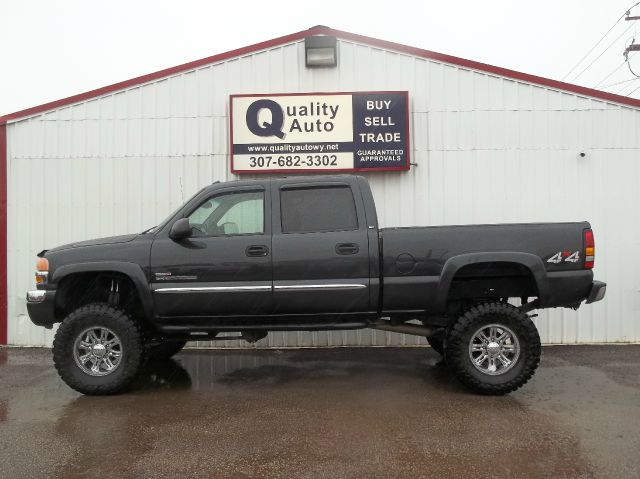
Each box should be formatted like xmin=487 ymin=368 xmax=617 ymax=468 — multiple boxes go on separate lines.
xmin=305 ymin=35 xmax=337 ymax=68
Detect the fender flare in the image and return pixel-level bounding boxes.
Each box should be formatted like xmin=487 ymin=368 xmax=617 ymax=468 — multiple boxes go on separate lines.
xmin=435 ymin=252 xmax=549 ymax=312
xmin=52 ymin=261 xmax=154 ymax=320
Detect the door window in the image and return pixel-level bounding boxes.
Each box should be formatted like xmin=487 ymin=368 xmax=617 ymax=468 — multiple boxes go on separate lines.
xmin=280 ymin=185 xmax=358 ymax=233
xmin=188 ymin=190 xmax=264 ymax=236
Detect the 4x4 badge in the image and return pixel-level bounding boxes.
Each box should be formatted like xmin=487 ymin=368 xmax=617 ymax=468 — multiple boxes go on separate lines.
xmin=547 ymin=251 xmax=580 ymax=264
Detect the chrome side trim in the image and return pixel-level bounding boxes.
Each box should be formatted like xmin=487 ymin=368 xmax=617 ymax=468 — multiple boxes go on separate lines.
xmin=26 ymin=290 xmax=47 ymax=303
xmin=274 ymin=284 xmax=367 ymax=292
xmin=155 ymin=284 xmax=367 ymax=293
xmin=155 ymin=286 xmax=272 ymax=293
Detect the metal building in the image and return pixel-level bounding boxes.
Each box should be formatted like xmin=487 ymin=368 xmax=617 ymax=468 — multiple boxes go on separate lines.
xmin=2 ymin=26 xmax=639 ymax=348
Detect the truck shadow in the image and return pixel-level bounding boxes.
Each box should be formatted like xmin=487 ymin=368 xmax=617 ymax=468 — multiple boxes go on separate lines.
xmin=130 ymin=358 xmax=193 ymax=392
xmin=119 ymin=347 xmax=512 ymax=396
xmin=159 ymin=347 xmax=467 ymax=394
xmin=117 ymin=347 xmax=464 ymax=394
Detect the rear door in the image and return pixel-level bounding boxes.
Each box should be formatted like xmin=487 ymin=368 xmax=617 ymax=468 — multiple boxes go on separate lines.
xmin=271 ymin=179 xmax=372 ymax=316
xmin=150 ymin=185 xmax=272 ymax=318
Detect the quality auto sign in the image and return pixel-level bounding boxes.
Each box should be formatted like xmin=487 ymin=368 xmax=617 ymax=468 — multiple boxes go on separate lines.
xmin=230 ymin=91 xmax=410 ymax=173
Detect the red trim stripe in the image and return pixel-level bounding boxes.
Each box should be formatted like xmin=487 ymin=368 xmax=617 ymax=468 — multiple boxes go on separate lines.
xmin=1 ymin=26 xmax=639 ymax=124
xmin=0 ymin=28 xmax=317 ymax=124
xmin=329 ymin=28 xmax=640 ymax=109
xmin=0 ymin=124 xmax=6 ymax=345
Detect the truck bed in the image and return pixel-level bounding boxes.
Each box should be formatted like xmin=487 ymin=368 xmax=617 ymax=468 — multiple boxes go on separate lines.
xmin=380 ymin=221 xmax=592 ymax=313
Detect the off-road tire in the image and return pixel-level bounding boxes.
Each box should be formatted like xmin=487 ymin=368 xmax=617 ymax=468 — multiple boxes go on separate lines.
xmin=427 ymin=329 xmax=446 ymax=356
xmin=445 ymin=302 xmax=541 ymax=395
xmin=148 ymin=340 xmax=187 ymax=361
xmin=53 ymin=303 xmax=144 ymax=395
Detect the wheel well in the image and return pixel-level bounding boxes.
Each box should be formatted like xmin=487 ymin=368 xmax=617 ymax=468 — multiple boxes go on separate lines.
xmin=445 ymin=261 xmax=538 ymax=314
xmin=55 ymin=272 xmax=144 ymax=322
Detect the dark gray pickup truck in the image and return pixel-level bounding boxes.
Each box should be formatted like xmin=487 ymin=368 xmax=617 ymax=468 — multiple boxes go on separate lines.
xmin=26 ymin=175 xmax=605 ymax=395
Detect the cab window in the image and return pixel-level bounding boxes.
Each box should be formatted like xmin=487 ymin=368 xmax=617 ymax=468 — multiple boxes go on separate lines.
xmin=280 ymin=185 xmax=358 ymax=233
xmin=188 ymin=190 xmax=264 ymax=236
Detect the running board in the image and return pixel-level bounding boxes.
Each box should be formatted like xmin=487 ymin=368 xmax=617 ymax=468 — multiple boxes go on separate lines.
xmin=159 ymin=321 xmax=369 ymax=334
xmin=371 ymin=320 xmax=434 ymax=337
xmin=160 ymin=321 xmax=434 ymax=339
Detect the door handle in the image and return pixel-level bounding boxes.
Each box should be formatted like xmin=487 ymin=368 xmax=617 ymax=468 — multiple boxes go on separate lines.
xmin=246 ymin=245 xmax=269 ymax=257
xmin=335 ymin=243 xmax=359 ymax=255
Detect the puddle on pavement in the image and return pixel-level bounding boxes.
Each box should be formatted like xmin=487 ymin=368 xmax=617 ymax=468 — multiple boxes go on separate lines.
xmin=2 ymin=346 xmax=636 ymax=478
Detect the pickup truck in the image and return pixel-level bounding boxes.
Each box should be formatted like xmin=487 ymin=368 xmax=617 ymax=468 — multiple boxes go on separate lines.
xmin=26 ymin=175 xmax=606 ymax=396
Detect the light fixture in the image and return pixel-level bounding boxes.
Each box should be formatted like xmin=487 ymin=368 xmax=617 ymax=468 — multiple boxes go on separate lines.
xmin=305 ymin=35 xmax=337 ymax=68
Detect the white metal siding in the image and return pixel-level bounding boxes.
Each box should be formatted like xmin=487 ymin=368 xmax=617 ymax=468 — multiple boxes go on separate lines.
xmin=7 ymin=39 xmax=640 ymax=347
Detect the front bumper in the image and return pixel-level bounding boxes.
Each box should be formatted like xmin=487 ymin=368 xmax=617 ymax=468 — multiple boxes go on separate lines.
xmin=586 ymin=281 xmax=606 ymax=304
xmin=26 ymin=290 xmax=57 ymax=328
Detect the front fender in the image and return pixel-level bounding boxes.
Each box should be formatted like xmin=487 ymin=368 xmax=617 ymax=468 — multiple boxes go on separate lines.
xmin=51 ymin=261 xmax=154 ymax=321
xmin=435 ymin=252 xmax=549 ymax=311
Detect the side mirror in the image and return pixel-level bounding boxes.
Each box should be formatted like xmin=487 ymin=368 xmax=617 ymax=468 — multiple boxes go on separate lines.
xmin=169 ymin=218 xmax=192 ymax=241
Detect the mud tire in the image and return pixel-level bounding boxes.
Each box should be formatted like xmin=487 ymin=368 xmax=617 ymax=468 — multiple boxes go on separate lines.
xmin=53 ymin=303 xmax=144 ymax=395
xmin=445 ymin=302 xmax=541 ymax=395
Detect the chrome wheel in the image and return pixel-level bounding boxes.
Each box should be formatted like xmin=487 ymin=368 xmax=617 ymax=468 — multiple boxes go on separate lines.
xmin=468 ymin=324 xmax=520 ymax=376
xmin=73 ymin=327 xmax=123 ymax=376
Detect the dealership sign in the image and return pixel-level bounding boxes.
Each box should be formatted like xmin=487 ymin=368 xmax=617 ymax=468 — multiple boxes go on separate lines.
xmin=230 ymin=91 xmax=409 ymax=173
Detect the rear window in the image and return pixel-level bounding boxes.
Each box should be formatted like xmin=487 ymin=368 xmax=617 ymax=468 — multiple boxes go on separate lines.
xmin=280 ymin=185 xmax=358 ymax=233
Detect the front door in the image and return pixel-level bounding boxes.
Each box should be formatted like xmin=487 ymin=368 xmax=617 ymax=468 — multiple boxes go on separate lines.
xmin=150 ymin=186 xmax=272 ymax=318
xmin=271 ymin=181 xmax=371 ymax=316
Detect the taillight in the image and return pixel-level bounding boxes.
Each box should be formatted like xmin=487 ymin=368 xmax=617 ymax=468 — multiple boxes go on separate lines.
xmin=584 ymin=229 xmax=595 ymax=269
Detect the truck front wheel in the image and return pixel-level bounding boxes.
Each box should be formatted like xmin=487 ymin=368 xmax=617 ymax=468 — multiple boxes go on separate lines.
xmin=445 ymin=302 xmax=541 ymax=395
xmin=52 ymin=303 xmax=144 ymax=395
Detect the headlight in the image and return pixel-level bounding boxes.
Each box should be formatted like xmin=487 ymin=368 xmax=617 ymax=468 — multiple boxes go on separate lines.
xmin=35 ymin=258 xmax=49 ymax=285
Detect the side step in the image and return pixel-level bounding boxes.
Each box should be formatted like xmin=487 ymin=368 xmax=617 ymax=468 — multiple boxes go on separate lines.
xmin=161 ymin=320 xmax=435 ymax=340
xmin=370 ymin=320 xmax=434 ymax=337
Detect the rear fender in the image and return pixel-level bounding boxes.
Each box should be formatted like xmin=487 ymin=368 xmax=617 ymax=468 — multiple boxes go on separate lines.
xmin=436 ymin=252 xmax=549 ymax=312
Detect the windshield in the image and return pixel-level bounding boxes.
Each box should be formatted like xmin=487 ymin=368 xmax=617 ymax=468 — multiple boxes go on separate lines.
xmin=141 ymin=187 xmax=206 ymax=234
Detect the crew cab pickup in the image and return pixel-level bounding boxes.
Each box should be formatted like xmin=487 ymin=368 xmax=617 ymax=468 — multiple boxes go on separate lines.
xmin=26 ymin=175 xmax=606 ymax=395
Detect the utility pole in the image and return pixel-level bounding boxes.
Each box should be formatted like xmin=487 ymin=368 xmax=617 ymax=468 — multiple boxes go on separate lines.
xmin=624 ymin=9 xmax=640 ymax=78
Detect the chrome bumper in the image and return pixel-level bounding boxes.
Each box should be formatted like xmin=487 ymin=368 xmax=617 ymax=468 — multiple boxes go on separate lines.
xmin=26 ymin=290 xmax=47 ymax=303
xmin=26 ymin=289 xmax=57 ymax=328
xmin=586 ymin=281 xmax=606 ymax=304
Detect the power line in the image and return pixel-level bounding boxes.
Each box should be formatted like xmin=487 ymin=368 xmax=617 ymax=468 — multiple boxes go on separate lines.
xmin=627 ymin=52 xmax=640 ymax=77
xmin=614 ymin=74 xmax=640 ymax=93
xmin=594 ymin=51 xmax=637 ymax=87
xmin=569 ymin=22 xmax=636 ymax=82
xmin=621 ymin=80 xmax=640 ymax=95
xmin=614 ymin=78 xmax=639 ymax=93
xmin=624 ymin=31 xmax=640 ymax=79
xmin=562 ymin=2 xmax=640 ymax=81
xmin=599 ymin=77 xmax=638 ymax=89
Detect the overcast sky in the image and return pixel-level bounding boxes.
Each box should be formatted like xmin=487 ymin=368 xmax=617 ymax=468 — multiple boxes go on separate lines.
xmin=1 ymin=0 xmax=639 ymax=115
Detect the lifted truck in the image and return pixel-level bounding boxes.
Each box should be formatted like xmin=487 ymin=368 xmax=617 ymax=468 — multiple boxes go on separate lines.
xmin=26 ymin=175 xmax=606 ymax=395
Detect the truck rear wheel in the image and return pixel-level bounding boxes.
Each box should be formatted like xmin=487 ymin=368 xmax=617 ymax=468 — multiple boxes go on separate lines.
xmin=445 ymin=302 xmax=541 ymax=395
xmin=53 ymin=303 xmax=144 ymax=395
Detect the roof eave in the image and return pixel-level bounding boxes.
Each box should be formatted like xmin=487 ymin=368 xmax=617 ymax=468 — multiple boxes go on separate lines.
xmin=2 ymin=25 xmax=639 ymax=124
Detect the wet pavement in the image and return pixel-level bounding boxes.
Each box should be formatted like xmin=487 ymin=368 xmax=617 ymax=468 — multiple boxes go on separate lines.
xmin=0 ymin=345 xmax=639 ymax=479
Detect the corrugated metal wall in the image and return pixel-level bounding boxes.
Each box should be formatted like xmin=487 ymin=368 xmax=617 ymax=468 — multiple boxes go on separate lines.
xmin=7 ymin=38 xmax=640 ymax=347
